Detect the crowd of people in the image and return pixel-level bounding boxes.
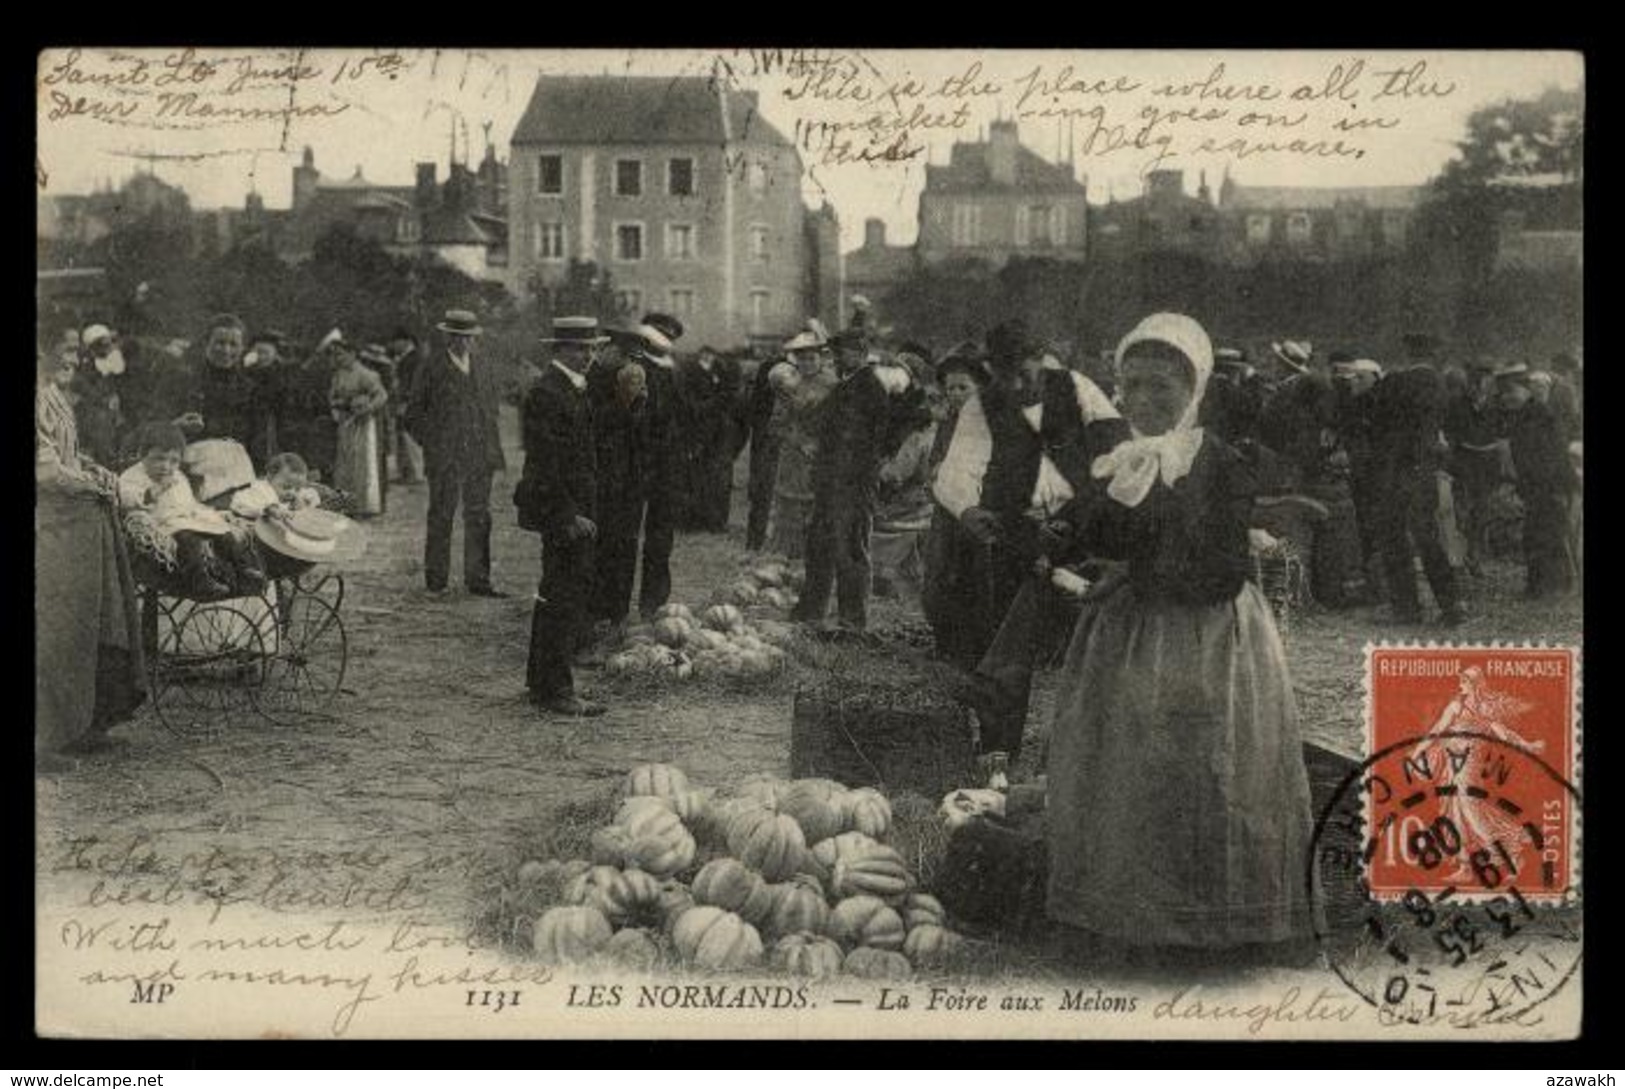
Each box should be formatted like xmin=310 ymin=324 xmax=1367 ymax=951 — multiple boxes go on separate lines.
xmin=37 ymin=293 xmax=1583 ymax=964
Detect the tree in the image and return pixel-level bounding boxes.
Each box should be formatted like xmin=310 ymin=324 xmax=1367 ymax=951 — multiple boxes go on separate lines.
xmin=1419 ymin=84 xmax=1584 ymax=351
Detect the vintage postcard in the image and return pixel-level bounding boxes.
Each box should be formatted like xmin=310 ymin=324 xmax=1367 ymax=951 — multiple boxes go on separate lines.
xmin=35 ymin=47 xmax=1583 ymax=1040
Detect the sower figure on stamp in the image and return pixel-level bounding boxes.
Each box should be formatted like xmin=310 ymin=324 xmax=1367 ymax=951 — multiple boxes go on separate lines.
xmin=935 ymin=319 xmax=1127 ymax=784
xmin=515 ymin=316 xmax=608 ymax=718
xmin=1369 ymin=331 xmax=1465 ymax=626
xmin=402 ymin=309 xmax=508 ymax=597
xmin=791 ymin=329 xmax=929 ymax=636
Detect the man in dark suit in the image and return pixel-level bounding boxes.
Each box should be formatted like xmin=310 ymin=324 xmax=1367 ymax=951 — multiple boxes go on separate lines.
xmin=1370 ymin=332 xmax=1465 ymax=626
xmin=402 ymin=308 xmax=507 ymax=597
xmin=677 ymin=344 xmax=743 ymax=532
xmin=627 ymin=312 xmax=685 ymax=619
xmin=515 ymin=316 xmax=608 ymax=717
xmin=792 ymin=329 xmax=930 ymax=635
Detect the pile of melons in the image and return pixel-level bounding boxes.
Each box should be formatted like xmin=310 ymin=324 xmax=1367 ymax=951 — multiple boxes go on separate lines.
xmin=713 ymin=559 xmax=803 ymax=613
xmin=519 ymin=764 xmax=965 ymax=978
xmin=606 ymin=604 xmax=792 ymax=682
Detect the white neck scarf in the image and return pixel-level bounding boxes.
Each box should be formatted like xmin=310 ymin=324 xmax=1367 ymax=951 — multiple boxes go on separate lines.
xmin=1090 ymin=313 xmax=1215 ymax=509
xmin=93 ymin=349 xmax=127 ymax=377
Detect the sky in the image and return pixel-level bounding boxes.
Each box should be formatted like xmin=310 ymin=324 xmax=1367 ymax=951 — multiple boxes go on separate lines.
xmin=37 ymin=48 xmax=1583 ymax=252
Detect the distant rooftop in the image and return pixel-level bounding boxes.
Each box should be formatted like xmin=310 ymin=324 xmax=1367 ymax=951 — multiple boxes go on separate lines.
xmin=1222 ymin=183 xmax=1424 ymax=211
xmin=512 ymin=76 xmax=793 ymax=147
xmin=925 ymin=138 xmax=1085 ymax=195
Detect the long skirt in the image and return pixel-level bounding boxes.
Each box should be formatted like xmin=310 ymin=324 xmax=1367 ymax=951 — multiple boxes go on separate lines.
xmin=1045 ymin=580 xmax=1322 ymax=948
xmin=334 ymin=415 xmax=383 ymax=517
xmin=36 ymin=493 xmax=148 ymax=754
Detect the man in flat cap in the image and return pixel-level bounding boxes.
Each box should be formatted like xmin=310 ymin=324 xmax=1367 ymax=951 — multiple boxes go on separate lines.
xmin=515 ymin=316 xmax=609 ymax=717
xmin=403 ymin=308 xmax=508 ymax=597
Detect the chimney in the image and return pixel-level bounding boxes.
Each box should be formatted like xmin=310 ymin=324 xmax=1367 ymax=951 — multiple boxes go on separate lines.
xmin=988 ymin=120 xmax=1019 ymax=187
xmin=1197 ymin=169 xmax=1211 ymax=205
xmin=415 ymin=163 xmax=438 ymax=210
xmin=1147 ymin=169 xmax=1184 ymax=201
xmin=864 ymin=218 xmax=886 ymax=249
xmin=292 ymin=145 xmax=319 ymax=211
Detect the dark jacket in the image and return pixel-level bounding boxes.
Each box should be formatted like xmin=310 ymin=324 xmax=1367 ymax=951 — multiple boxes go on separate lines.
xmin=1501 ymin=401 xmax=1579 ymax=496
xmin=1369 ymin=364 xmax=1448 ymax=477
xmin=588 ymin=359 xmax=652 ymax=516
xmin=1073 ymin=435 xmax=1257 ymax=606
xmin=811 ymin=365 xmax=932 ymax=499
xmin=403 ymin=348 xmax=506 ymax=471
xmin=515 ymin=362 xmax=598 ymax=536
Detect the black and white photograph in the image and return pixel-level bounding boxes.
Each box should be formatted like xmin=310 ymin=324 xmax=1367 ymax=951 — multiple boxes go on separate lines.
xmin=34 ymin=47 xmax=1583 ymax=1041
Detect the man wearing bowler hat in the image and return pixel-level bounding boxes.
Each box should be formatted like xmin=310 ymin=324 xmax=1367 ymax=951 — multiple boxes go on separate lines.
xmin=515 ymin=316 xmax=609 ymax=716
xmin=402 ymin=308 xmax=507 ymax=597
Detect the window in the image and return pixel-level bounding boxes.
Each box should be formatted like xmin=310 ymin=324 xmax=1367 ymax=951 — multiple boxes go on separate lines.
xmin=1052 ymin=206 xmax=1069 ymax=246
xmin=1246 ymin=213 xmax=1271 ymax=244
xmin=951 ymin=203 xmax=980 ymax=246
xmin=614 ymin=288 xmax=643 ymax=315
xmin=666 ymin=223 xmax=696 ymax=260
xmin=615 ymin=223 xmax=644 ymax=262
xmin=537 ymin=154 xmax=563 ymax=195
xmin=747 ymin=162 xmax=768 ymax=196
xmin=749 ymin=289 xmax=770 ymax=333
xmin=616 ymin=159 xmax=643 ymax=197
xmin=749 ymin=224 xmax=769 ymax=262
xmin=397 ymin=217 xmax=421 ymax=243
xmin=1381 ymin=210 xmax=1408 ymax=248
xmin=535 ymin=221 xmax=565 ymax=261
xmin=1286 ymin=212 xmax=1312 ymax=245
xmin=1028 ymin=205 xmax=1053 ymax=246
xmin=668 ymin=157 xmax=695 ymax=197
xmin=668 ymin=287 xmax=696 ymax=318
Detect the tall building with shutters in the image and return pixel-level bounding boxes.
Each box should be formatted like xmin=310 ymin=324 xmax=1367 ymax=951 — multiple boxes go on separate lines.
xmin=916 ymin=120 xmax=1088 ymax=268
xmin=509 ymin=76 xmax=833 ymax=348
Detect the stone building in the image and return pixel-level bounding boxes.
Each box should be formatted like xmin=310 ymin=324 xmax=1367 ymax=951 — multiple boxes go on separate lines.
xmin=1215 ymin=175 xmax=1422 ymax=265
xmin=508 ymin=75 xmax=834 ymax=348
xmin=916 ymin=120 xmax=1088 ymax=268
xmin=1091 ymin=169 xmax=1222 ymax=262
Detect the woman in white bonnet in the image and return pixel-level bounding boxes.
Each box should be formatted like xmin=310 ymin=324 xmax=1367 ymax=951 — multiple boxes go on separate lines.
xmin=1043 ymin=312 xmax=1321 ymax=962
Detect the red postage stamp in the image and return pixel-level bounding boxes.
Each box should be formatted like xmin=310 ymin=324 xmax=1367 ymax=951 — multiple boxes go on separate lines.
xmin=1365 ymin=645 xmax=1580 ymax=903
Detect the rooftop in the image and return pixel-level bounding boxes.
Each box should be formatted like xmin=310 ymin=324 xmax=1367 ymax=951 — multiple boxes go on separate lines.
xmin=512 ymin=76 xmax=794 ymax=148
xmin=1221 ymin=183 xmax=1424 ymax=212
xmin=925 ymin=139 xmax=1085 ymax=196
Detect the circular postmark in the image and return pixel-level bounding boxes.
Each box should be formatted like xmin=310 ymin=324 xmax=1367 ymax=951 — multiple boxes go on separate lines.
xmin=1308 ymin=730 xmax=1582 ymax=1029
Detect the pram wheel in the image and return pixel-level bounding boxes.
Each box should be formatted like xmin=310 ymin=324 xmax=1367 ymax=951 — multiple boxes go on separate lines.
xmin=257 ymin=575 xmax=348 ymax=724
xmin=146 ymin=596 xmax=268 ymax=740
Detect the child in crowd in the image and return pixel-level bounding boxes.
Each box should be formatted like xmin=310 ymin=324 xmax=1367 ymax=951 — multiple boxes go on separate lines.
xmin=229 ymin=452 xmax=324 ymax=522
xmin=118 ymin=421 xmax=265 ymax=598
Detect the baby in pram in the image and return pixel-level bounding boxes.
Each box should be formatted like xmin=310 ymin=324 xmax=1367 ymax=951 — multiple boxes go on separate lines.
xmin=118 ymin=422 xmax=266 ymax=598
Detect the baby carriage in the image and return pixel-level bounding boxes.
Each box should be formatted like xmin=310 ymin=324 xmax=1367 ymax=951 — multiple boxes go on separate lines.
xmin=125 ymin=441 xmax=361 ymax=738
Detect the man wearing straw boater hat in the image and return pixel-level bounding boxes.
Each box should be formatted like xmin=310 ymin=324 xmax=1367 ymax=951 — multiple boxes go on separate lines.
xmin=402 ymin=308 xmax=507 ymax=598
xmin=515 ymin=316 xmax=610 ymax=717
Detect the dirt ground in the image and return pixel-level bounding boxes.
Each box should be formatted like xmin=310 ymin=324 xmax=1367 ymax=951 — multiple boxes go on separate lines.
xmin=36 ymin=405 xmax=1584 ymax=938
